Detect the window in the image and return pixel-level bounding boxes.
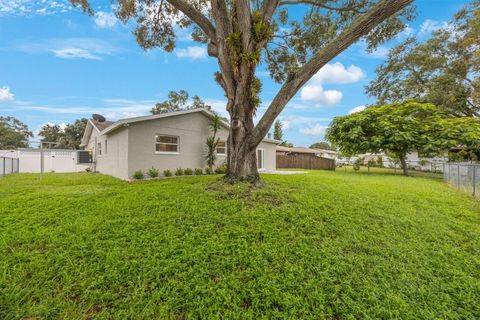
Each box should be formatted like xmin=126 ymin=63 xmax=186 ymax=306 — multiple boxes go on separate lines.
xmin=257 ymin=149 xmax=264 ymax=169
xmin=97 ymin=142 xmax=102 ymax=156
xmin=155 ymin=135 xmax=179 ymax=153
xmin=105 ymin=140 xmax=108 ymax=154
xmin=216 ymin=141 xmax=226 ymax=155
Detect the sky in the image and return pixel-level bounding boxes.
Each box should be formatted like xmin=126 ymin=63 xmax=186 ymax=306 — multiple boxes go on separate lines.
xmin=0 ymin=0 xmax=470 ymax=147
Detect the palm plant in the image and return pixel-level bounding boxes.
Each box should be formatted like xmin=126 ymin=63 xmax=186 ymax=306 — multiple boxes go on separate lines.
xmin=205 ymin=113 xmax=222 ymax=170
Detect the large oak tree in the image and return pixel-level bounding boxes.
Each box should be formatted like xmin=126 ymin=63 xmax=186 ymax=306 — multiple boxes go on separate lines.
xmin=71 ymin=0 xmax=414 ymax=183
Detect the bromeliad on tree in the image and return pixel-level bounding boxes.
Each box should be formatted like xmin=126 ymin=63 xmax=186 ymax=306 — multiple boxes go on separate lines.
xmin=70 ymin=0 xmax=415 ymax=183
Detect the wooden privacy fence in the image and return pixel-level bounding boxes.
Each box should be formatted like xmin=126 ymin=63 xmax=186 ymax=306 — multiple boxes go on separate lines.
xmin=277 ymin=154 xmax=335 ymax=170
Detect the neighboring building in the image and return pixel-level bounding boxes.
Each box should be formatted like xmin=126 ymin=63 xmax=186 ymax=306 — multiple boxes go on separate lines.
xmin=81 ymin=109 xmax=280 ymax=180
xmin=276 ymin=146 xmax=321 ymax=156
xmin=312 ymin=148 xmax=338 ymax=160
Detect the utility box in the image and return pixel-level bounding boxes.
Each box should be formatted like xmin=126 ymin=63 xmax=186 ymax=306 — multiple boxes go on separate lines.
xmin=77 ymin=150 xmax=93 ymax=164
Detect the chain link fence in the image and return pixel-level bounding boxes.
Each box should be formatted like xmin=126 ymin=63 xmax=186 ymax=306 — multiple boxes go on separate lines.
xmin=1 ymin=157 xmax=19 ymax=177
xmin=443 ymin=163 xmax=480 ymax=198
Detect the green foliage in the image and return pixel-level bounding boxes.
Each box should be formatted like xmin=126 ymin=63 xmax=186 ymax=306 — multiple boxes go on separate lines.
xmin=132 ymin=170 xmax=144 ymax=180
xmin=205 ymin=113 xmax=222 ymax=170
xmin=151 ymin=90 xmax=211 ymax=115
xmin=310 ymin=141 xmax=331 ymax=150
xmin=215 ymin=164 xmax=227 ymax=174
xmin=39 ymin=119 xmax=87 ymax=149
xmin=163 ymin=169 xmax=172 ymax=177
xmin=175 ymin=168 xmax=184 ymax=176
xmin=2 ymin=171 xmax=478 ymax=318
xmin=184 ymin=168 xmax=193 ymax=176
xmin=0 ymin=116 xmax=33 ymax=149
xmin=147 ymin=167 xmax=159 ymax=178
xmin=205 ymin=167 xmax=213 ymax=175
xmin=195 ymin=168 xmax=204 ymax=175
xmin=327 ymin=100 xmax=480 ymax=161
xmin=273 ymin=120 xmax=283 ymax=141
xmin=366 ymin=1 xmax=480 ymax=116
xmin=353 ymin=158 xmax=363 ymax=172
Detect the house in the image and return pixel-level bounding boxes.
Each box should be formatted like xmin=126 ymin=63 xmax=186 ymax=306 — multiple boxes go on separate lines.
xmin=80 ymin=109 xmax=279 ymax=180
xmin=276 ymin=146 xmax=321 ymax=156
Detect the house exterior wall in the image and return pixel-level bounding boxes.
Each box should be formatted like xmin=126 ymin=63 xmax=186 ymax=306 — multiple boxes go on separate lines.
xmin=96 ymin=127 xmax=129 ymax=180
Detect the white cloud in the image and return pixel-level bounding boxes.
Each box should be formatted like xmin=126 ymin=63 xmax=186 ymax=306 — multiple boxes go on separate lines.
xmin=0 ymin=0 xmax=72 ymax=17
xmin=300 ymin=85 xmax=343 ymax=106
xmin=50 ymin=48 xmax=102 ymax=60
xmin=299 ymin=62 xmax=364 ymax=106
xmin=300 ymin=124 xmax=328 ymax=136
xmin=16 ymin=38 xmax=118 ymax=60
xmin=94 ymin=11 xmax=117 ymax=29
xmin=0 ymin=86 xmax=14 ymax=101
xmin=175 ymin=46 xmax=208 ymax=60
xmin=311 ymin=62 xmax=366 ymax=84
xmin=348 ymin=105 xmax=366 ymax=114
xmin=419 ymin=19 xmax=452 ymax=35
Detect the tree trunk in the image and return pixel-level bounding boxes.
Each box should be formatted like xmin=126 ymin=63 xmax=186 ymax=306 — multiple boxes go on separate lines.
xmin=399 ymin=155 xmax=409 ymax=176
xmin=226 ymin=99 xmax=261 ymax=185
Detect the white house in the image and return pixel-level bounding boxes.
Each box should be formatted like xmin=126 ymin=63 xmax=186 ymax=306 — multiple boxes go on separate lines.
xmin=81 ymin=109 xmax=280 ymax=180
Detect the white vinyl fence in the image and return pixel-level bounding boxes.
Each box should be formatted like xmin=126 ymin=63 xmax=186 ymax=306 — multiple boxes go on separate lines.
xmin=1 ymin=157 xmax=19 ymax=176
xmin=443 ymin=163 xmax=480 ymax=198
xmin=0 ymin=149 xmax=90 ymax=174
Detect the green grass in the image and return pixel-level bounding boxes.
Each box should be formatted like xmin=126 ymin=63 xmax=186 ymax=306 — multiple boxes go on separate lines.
xmin=1 ymin=171 xmax=479 ymax=319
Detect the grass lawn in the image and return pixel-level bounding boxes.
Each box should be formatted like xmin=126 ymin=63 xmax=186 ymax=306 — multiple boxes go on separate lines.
xmin=1 ymin=171 xmax=479 ymax=319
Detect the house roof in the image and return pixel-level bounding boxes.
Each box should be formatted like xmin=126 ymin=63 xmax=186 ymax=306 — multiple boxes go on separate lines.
xmin=99 ymin=108 xmax=281 ymax=144
xmin=276 ymin=146 xmax=320 ymax=154
xmin=91 ymin=119 xmax=114 ymax=132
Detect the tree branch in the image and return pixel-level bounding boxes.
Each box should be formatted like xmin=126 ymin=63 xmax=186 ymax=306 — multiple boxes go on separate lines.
xmin=166 ymin=0 xmax=216 ymax=41
xmin=280 ymin=0 xmax=366 ymax=13
xmin=251 ymin=0 xmax=414 ymax=147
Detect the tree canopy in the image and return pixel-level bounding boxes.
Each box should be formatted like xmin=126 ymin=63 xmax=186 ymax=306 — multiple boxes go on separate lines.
xmin=310 ymin=141 xmax=331 ymax=150
xmin=0 ymin=116 xmax=33 ymax=149
xmin=151 ymin=90 xmax=212 ymax=115
xmin=366 ymin=0 xmax=480 ymax=117
xmin=39 ymin=119 xmax=87 ymax=149
xmin=71 ymin=0 xmax=415 ymax=183
xmin=326 ymin=100 xmax=480 ymax=175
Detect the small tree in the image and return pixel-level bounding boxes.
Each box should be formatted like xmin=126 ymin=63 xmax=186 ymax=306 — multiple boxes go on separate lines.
xmin=326 ymin=100 xmax=480 ymax=176
xmin=205 ymin=113 xmax=222 ymax=170
xmin=273 ymin=120 xmax=283 ymax=141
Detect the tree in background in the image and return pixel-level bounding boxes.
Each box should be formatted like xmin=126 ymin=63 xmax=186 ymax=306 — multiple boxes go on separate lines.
xmin=151 ymin=90 xmax=212 ymax=115
xmin=39 ymin=119 xmax=87 ymax=149
xmin=0 ymin=116 xmax=33 ymax=149
xmin=326 ymin=100 xmax=480 ymax=176
xmin=273 ymin=120 xmax=283 ymax=141
xmin=72 ymin=0 xmax=415 ymax=184
xmin=366 ymin=1 xmax=480 ymax=117
xmin=310 ymin=141 xmax=331 ymax=150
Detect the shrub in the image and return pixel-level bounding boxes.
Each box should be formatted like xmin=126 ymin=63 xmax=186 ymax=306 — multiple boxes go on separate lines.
xmin=132 ymin=170 xmax=144 ymax=180
xmin=175 ymin=168 xmax=184 ymax=176
xmin=205 ymin=167 xmax=213 ymax=175
xmin=377 ymin=156 xmax=384 ymax=168
xmin=195 ymin=168 xmax=204 ymax=175
xmin=215 ymin=165 xmax=227 ymax=174
xmin=184 ymin=168 xmax=193 ymax=175
xmin=353 ymin=157 xmax=363 ymax=172
xmin=163 ymin=169 xmax=172 ymax=177
xmin=147 ymin=167 xmax=159 ymax=178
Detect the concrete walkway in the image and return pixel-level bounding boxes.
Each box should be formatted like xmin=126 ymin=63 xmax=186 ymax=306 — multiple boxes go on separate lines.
xmin=263 ymin=170 xmax=308 ymax=175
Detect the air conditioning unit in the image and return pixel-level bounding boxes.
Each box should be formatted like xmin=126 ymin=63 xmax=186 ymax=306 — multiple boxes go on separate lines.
xmin=77 ymin=150 xmax=93 ymax=164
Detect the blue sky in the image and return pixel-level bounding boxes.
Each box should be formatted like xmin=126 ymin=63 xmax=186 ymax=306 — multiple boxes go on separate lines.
xmin=0 ymin=0 xmax=469 ymax=147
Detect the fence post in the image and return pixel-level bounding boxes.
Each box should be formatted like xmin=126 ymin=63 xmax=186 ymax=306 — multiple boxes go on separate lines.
xmin=2 ymin=157 xmax=5 ymax=176
xmin=473 ymin=165 xmax=476 ymax=197
xmin=457 ymin=165 xmax=460 ymax=190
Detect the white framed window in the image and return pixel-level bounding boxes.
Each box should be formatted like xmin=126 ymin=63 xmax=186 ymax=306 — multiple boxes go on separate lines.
xmin=97 ymin=142 xmax=102 ymax=156
xmin=216 ymin=141 xmax=227 ymax=155
xmin=257 ymin=148 xmax=265 ymax=170
xmin=155 ymin=135 xmax=179 ymax=153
